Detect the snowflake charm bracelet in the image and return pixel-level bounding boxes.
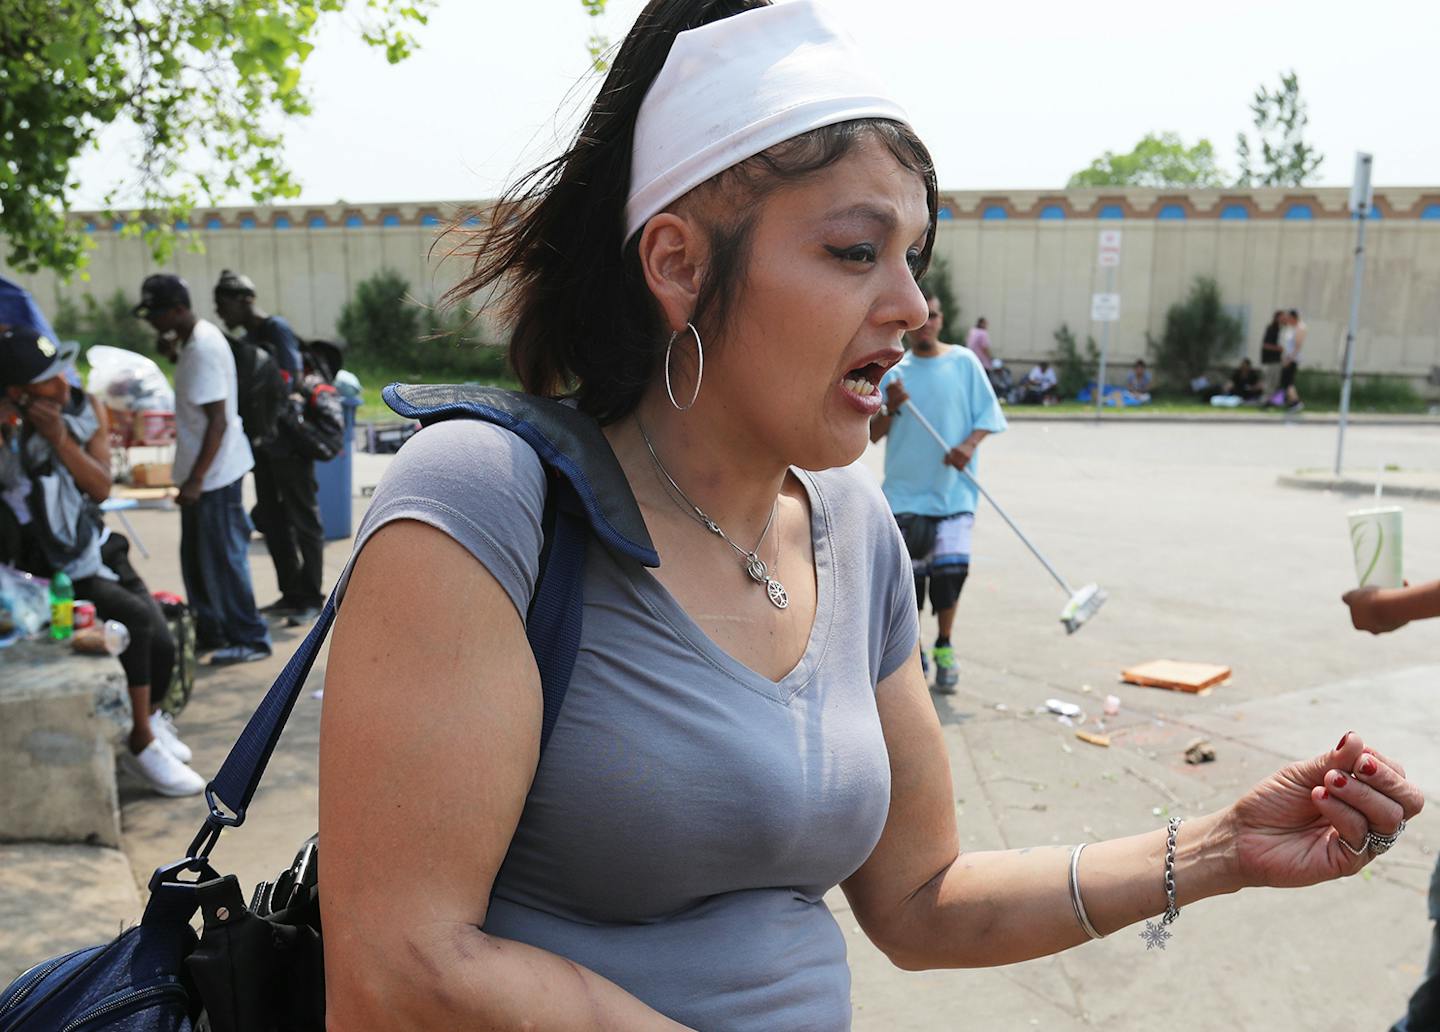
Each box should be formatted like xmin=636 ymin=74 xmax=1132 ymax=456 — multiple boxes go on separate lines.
xmin=1140 ymin=817 xmax=1184 ymax=951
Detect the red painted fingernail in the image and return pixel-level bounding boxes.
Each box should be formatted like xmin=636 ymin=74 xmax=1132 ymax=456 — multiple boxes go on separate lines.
xmin=1318 ymin=787 xmax=1330 ymax=800
xmin=1332 ymin=772 xmax=1348 ymax=787
xmin=1337 ymin=732 xmax=1352 ymax=750
xmin=1360 ymin=756 xmax=1378 ymax=776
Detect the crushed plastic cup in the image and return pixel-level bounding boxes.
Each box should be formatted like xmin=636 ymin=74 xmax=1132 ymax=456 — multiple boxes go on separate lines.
xmin=1347 ymin=506 xmax=1404 ymax=588
xmin=102 ymin=619 xmax=131 ymax=657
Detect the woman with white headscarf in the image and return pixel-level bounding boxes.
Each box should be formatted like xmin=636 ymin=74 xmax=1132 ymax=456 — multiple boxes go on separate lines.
xmin=317 ymin=3 xmax=1422 ymax=1027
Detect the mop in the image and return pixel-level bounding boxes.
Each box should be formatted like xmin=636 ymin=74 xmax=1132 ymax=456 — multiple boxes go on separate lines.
xmin=898 ymin=400 xmax=1107 ymax=634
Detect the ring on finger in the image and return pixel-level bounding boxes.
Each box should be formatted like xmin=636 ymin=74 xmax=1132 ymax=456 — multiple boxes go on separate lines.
xmin=1365 ymin=819 xmax=1406 ymax=856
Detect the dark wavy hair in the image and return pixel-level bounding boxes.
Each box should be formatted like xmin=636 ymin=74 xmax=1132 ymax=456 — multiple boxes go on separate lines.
xmin=443 ymin=0 xmax=938 ymax=425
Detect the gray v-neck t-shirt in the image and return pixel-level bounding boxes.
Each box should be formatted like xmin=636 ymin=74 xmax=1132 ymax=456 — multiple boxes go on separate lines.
xmin=339 ymin=418 xmax=919 ymax=1030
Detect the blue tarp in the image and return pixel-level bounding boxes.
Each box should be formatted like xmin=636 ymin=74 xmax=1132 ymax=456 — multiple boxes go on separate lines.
xmin=0 ymin=276 xmax=58 ymax=343
xmin=1073 ymin=382 xmax=1149 ymax=407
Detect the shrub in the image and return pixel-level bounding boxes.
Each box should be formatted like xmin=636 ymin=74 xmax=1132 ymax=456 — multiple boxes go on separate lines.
xmin=919 ymin=252 xmax=962 ymax=338
xmin=1145 ymin=276 xmax=1242 ymax=386
xmin=336 ymin=269 xmax=508 ymax=380
xmin=1053 ymin=323 xmax=1100 ymax=399
xmin=1295 ymin=370 xmax=1422 ymax=411
xmin=53 ymin=290 xmax=158 ymax=358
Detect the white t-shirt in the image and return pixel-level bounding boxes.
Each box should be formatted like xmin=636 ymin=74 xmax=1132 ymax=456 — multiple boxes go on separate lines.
xmin=1026 ymin=364 xmax=1057 ymax=390
xmin=173 ymin=318 xmax=254 ymax=490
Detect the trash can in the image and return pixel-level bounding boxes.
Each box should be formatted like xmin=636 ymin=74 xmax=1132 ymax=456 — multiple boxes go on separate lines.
xmin=316 ymin=396 xmax=360 ymax=541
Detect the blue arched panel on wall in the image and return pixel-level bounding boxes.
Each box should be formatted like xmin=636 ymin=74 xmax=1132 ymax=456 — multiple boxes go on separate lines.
xmin=310 ymin=215 xmax=328 ymax=228
xmin=345 ymin=215 xmax=364 ymax=228
xmin=420 ymin=214 xmax=441 ymax=226
xmin=239 ymin=217 xmax=257 ymax=229
xmin=382 ymin=214 xmax=401 ymax=227
xmin=83 ymin=222 xmax=96 ymax=233
xmin=1038 ymin=205 xmax=1066 ymax=220
xmin=174 ymin=220 xmax=189 ymax=231
xmin=982 ymin=206 xmax=1008 ymax=220
xmin=1097 ymin=205 xmax=1125 ymax=220
xmin=1423 ymin=204 xmax=1440 ymax=220
xmin=112 ymin=221 xmax=125 ymax=232
xmin=1354 ymin=206 xmax=1381 ymax=220
xmin=1219 ymin=204 xmax=1250 ymax=220
xmin=1156 ymin=204 xmax=1186 ymax=220
xmin=274 ymin=216 xmax=292 ymax=229
xmin=936 ymin=208 xmax=953 ymax=221
xmin=1283 ymin=204 xmax=1314 ymax=220
xmin=464 ymin=215 xmax=481 ymax=227
xmin=206 ymin=217 xmax=223 ymax=230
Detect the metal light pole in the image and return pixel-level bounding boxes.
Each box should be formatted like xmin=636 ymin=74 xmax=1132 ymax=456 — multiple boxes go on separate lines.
xmin=1335 ymin=152 xmax=1374 ymax=476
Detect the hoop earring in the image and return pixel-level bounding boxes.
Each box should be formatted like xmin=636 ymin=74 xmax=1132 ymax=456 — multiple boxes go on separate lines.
xmin=664 ymin=322 xmax=704 ymax=412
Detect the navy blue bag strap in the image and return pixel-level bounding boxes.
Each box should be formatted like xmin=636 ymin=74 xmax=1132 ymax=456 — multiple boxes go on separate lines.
xmin=178 ymin=386 xmax=658 ymax=869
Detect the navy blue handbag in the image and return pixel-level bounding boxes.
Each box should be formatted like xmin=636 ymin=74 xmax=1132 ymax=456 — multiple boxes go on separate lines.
xmin=0 ymin=386 xmax=659 ymax=1032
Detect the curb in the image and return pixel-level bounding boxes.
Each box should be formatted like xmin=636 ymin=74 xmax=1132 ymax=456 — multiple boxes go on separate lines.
xmin=1275 ymin=475 xmax=1440 ymax=502
xmin=1004 ymin=412 xmax=1439 ymax=427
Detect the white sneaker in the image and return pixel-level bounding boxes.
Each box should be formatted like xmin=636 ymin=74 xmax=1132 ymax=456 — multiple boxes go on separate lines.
xmin=149 ymin=711 xmax=192 ymax=763
xmin=120 ymin=741 xmax=206 ymax=797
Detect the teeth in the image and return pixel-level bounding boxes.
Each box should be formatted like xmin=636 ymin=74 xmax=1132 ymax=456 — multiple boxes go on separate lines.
xmin=842 ymin=377 xmax=876 ymax=396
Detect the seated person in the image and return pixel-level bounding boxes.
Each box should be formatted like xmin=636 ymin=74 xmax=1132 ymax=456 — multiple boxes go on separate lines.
xmin=1222 ymin=358 xmax=1263 ymax=402
xmin=1018 ymin=361 xmax=1059 ymax=405
xmin=1125 ymin=359 xmax=1153 ymax=404
xmin=0 ymin=327 xmax=204 ymax=798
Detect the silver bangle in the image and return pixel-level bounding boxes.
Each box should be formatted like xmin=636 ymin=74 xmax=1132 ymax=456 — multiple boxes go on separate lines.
xmin=1068 ymin=843 xmax=1104 ymax=940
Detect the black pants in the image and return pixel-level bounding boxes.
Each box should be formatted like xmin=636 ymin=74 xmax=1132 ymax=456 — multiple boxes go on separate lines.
xmin=75 ymin=534 xmax=174 ymax=697
xmin=252 ymin=450 xmax=324 ymax=607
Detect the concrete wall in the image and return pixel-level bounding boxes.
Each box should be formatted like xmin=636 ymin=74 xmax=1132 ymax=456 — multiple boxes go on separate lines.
xmin=5 ymin=187 xmax=1439 ymax=377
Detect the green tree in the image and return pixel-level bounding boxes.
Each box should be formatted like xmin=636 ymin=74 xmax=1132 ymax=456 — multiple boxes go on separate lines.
xmin=1235 ymin=71 xmax=1323 ymax=187
xmin=338 ymin=269 xmax=508 ymax=379
xmin=919 ymin=253 xmax=961 ymax=341
xmin=1 ymin=0 xmax=430 ymax=279
xmin=1068 ymin=133 xmax=1225 ymax=189
xmin=1145 ymin=277 xmax=1243 ymax=386
xmin=1052 ymin=323 xmax=1099 ymax=400
xmin=52 ymin=290 xmax=159 ymax=358
xmin=581 ymin=0 xmax=610 ymax=71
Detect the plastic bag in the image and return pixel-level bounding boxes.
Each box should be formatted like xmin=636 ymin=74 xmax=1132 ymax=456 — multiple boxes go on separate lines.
xmin=0 ymin=564 xmax=50 ymax=643
xmin=85 ymin=345 xmax=175 ymax=412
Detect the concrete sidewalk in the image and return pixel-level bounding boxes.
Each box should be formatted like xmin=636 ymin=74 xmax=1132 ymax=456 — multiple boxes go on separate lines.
xmin=3 ymin=421 xmax=1438 ymax=1030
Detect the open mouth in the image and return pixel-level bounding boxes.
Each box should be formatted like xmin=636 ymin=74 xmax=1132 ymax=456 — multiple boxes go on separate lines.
xmin=840 ymin=361 xmax=887 ymax=398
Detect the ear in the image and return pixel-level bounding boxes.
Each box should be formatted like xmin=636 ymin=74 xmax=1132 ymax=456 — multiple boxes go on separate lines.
xmin=636 ymin=212 xmax=706 ymax=333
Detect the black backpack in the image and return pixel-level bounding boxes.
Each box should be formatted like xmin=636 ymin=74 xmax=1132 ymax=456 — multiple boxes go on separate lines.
xmin=279 ymin=373 xmax=345 ymax=463
xmin=227 ymin=333 xmax=288 ymax=448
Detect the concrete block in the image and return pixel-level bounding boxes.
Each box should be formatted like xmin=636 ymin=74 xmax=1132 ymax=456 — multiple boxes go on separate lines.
xmin=0 ymin=641 xmax=131 ymax=848
xmin=0 ymin=843 xmax=141 ymax=984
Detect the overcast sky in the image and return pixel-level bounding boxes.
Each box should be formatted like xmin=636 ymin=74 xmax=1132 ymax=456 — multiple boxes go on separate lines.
xmin=74 ymin=0 xmax=1440 ymax=209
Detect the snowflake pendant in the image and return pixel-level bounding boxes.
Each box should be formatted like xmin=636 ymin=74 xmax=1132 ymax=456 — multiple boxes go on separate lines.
xmin=1140 ymin=920 xmax=1172 ymax=951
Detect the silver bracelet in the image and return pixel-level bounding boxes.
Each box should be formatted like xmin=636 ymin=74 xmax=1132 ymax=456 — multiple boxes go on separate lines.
xmin=1068 ymin=843 xmax=1104 ymax=940
xmin=1140 ymin=817 xmax=1184 ymax=950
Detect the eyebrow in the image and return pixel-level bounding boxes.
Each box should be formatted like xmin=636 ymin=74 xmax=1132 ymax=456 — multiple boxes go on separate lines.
xmin=821 ymin=203 xmax=900 ymax=232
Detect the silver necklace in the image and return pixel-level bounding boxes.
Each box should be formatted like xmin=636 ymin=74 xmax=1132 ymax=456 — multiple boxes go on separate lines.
xmin=636 ymin=418 xmax=789 ymax=610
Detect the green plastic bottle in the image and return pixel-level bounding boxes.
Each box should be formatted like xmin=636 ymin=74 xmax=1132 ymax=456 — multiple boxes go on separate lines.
xmin=49 ymin=570 xmax=74 ymax=641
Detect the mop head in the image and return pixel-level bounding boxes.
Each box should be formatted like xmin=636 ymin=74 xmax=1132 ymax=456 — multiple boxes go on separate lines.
xmin=1061 ymin=584 xmax=1107 ymax=634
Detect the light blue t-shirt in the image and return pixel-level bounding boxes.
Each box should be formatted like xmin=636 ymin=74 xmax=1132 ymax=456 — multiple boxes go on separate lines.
xmin=878 ymin=345 xmax=1007 ymax=516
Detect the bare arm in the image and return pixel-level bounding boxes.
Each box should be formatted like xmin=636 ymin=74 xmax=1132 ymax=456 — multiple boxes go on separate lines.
xmin=1343 ymin=579 xmax=1440 ymax=634
xmin=186 ymin=401 xmax=227 ymax=488
xmin=319 ymin=520 xmax=690 ymax=1031
xmin=842 ymin=645 xmax=1420 ymax=970
xmin=46 ymin=396 xmax=112 ymax=503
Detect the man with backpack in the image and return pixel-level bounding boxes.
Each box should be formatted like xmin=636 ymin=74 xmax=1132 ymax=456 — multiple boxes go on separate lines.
xmin=214 ymin=270 xmax=326 ymax=627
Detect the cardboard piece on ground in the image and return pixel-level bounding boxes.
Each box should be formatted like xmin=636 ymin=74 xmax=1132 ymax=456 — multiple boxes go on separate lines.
xmin=1075 ymin=730 xmax=1111 ymax=748
xmin=1122 ymin=660 xmax=1231 ymax=694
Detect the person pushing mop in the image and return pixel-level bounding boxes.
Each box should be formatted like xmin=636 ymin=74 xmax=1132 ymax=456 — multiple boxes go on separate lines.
xmin=871 ymin=288 xmax=1005 ymax=693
